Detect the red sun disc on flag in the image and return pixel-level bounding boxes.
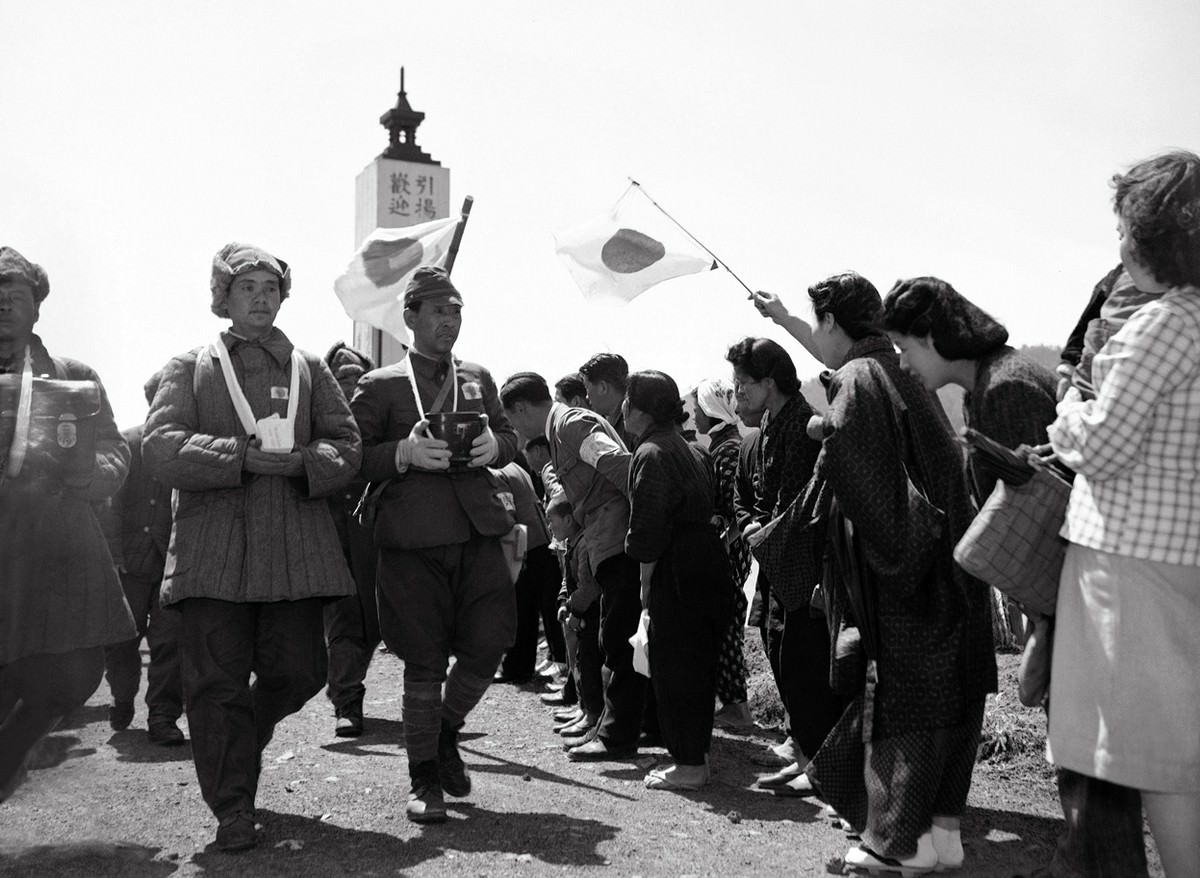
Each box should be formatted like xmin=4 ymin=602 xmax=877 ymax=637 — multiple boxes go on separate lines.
xmin=600 ymin=228 xmax=666 ymax=274
xmin=363 ymin=238 xmax=423 ymax=287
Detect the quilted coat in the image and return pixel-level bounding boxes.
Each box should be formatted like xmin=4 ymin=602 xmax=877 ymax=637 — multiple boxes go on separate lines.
xmin=144 ymin=328 xmax=360 ymax=604
xmin=0 ymin=335 xmax=136 ymax=662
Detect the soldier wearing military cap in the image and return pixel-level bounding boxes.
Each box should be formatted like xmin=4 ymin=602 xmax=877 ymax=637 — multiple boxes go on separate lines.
xmin=351 ymin=266 xmax=519 ymax=824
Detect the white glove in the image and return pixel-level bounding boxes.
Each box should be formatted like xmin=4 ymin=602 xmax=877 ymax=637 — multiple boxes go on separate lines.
xmin=467 ymin=413 xmax=499 ymax=468
xmin=394 ymin=419 xmax=451 ymax=472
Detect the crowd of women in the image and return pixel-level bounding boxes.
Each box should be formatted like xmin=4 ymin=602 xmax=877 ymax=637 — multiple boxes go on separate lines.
xmin=1 ymin=149 xmax=1197 ymax=875
xmin=506 ymin=148 xmax=1200 ymax=876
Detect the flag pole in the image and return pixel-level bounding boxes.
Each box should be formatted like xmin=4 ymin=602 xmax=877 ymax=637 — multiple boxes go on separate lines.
xmin=443 ymin=196 xmax=474 ymax=276
xmin=627 ymin=179 xmax=755 ymax=298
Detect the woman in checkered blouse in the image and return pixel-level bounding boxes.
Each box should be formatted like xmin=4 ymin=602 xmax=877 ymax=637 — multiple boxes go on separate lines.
xmin=1046 ymin=150 xmax=1200 ymax=877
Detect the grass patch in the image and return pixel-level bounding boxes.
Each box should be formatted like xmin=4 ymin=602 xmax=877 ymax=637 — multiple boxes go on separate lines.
xmin=744 ymin=630 xmax=1046 ymax=766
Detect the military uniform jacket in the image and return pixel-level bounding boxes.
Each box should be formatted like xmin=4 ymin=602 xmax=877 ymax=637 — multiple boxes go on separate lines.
xmin=352 ymin=350 xmax=517 ymax=551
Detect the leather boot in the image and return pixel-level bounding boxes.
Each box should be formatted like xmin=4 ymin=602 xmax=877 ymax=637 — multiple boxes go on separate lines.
xmin=437 ymin=721 xmax=471 ymax=797
xmin=406 ymin=759 xmax=447 ymax=824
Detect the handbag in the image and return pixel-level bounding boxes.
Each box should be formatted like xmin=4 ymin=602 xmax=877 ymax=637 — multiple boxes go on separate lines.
xmin=953 ymin=430 xmax=1071 ymax=618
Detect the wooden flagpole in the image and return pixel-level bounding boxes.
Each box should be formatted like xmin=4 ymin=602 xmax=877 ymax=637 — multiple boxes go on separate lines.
xmin=443 ymin=195 xmax=474 ymax=276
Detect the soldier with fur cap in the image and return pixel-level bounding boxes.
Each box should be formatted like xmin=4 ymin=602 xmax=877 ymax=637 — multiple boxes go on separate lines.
xmin=144 ymin=242 xmax=360 ymax=851
xmin=351 ymin=265 xmax=519 ymax=824
xmin=0 ymin=246 xmax=135 ymax=802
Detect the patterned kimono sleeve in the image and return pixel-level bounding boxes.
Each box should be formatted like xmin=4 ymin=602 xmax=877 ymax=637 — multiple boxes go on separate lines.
xmin=820 ymin=363 xmax=911 ymax=576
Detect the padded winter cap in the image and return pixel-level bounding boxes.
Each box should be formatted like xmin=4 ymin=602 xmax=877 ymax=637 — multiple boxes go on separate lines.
xmin=0 ymin=247 xmax=50 ymax=303
xmin=324 ymin=340 xmax=375 ymax=382
xmin=210 ymin=242 xmax=292 ymax=317
xmin=403 ymin=266 xmax=463 ymax=308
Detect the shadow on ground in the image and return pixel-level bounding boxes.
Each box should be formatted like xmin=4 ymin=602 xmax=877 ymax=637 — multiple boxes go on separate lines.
xmin=107 ymin=730 xmax=193 ymax=764
xmin=962 ymin=804 xmax=1060 ymax=877
xmin=0 ymin=840 xmax=172 ymax=878
xmin=185 ymin=806 xmax=620 ymax=875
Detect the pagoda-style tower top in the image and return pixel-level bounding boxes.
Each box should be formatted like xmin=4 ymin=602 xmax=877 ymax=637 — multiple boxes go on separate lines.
xmin=379 ymin=68 xmax=439 ymax=165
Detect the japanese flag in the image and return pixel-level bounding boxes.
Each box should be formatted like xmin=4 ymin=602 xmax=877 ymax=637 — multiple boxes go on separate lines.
xmin=554 ymin=186 xmax=716 ymax=304
xmin=334 ymin=216 xmax=459 ymax=342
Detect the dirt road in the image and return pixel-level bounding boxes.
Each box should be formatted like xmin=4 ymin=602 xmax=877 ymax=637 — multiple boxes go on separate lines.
xmin=0 ymin=651 xmax=1099 ymax=877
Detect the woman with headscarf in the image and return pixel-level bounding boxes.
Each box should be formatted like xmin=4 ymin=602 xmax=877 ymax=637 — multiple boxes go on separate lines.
xmin=144 ymin=243 xmax=361 ymax=852
xmin=623 ymin=370 xmax=732 ymax=791
xmin=690 ymin=377 xmax=754 ymax=731
xmin=1045 ymin=151 xmax=1200 ymax=877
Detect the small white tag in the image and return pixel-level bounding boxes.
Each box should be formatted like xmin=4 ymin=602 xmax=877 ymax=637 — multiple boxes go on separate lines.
xmin=270 ymin=386 xmax=289 ymax=400
xmin=461 ymin=381 xmax=482 ymax=400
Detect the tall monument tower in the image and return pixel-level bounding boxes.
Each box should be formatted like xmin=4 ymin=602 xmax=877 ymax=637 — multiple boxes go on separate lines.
xmin=353 ymin=69 xmax=451 ymax=367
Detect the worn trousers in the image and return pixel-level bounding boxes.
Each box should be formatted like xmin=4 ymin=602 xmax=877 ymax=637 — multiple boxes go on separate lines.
xmin=594 ymin=553 xmax=646 ymax=749
xmin=0 ymin=647 xmax=103 ymax=793
xmin=177 ymin=598 xmax=327 ymax=820
xmin=377 ymin=536 xmax=517 ymax=763
xmin=501 ymin=544 xmax=567 ymax=678
xmin=104 ymin=571 xmax=182 ymax=721
xmin=324 ymin=518 xmax=380 ymax=713
xmin=376 ymin=537 xmax=516 ymax=682
xmin=570 ymin=600 xmax=605 ymax=718
xmin=779 ymin=606 xmax=845 ymax=761
xmin=647 ymin=576 xmax=722 ymax=765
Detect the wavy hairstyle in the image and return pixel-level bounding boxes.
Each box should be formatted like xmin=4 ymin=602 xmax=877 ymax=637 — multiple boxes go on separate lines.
xmin=1113 ymin=150 xmax=1200 ymax=290
xmin=806 ymin=271 xmax=882 ymax=340
xmin=882 ymin=276 xmax=1009 ymax=359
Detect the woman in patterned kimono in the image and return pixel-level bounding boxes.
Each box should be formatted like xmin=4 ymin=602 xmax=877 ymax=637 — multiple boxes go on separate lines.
xmin=762 ymin=272 xmax=996 ymax=874
xmin=881 ymin=277 xmax=1152 ymax=877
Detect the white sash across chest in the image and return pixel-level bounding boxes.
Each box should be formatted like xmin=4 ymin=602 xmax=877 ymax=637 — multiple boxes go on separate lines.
xmin=3 ymin=346 xmax=34 ymax=478
xmin=212 ymin=335 xmax=302 ymax=452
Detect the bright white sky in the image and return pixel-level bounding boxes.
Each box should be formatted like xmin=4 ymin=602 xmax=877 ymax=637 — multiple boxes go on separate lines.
xmin=3 ymin=2 xmax=1198 ymax=425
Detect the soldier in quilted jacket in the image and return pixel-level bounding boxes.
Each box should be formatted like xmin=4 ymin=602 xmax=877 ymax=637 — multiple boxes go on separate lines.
xmin=144 ymin=243 xmax=360 ymax=852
